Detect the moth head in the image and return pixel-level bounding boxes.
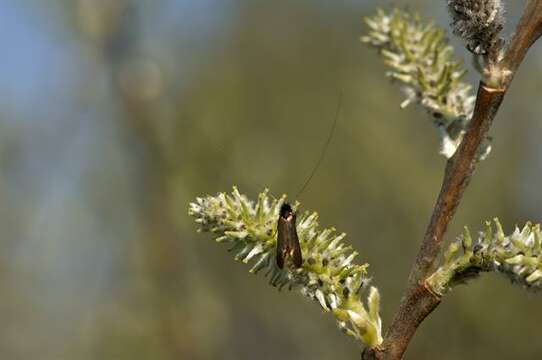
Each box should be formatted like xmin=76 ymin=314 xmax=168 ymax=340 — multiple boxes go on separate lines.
xmin=280 ymin=203 xmax=294 ymax=220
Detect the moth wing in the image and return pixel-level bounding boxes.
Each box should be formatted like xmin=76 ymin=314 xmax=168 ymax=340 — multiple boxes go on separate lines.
xmin=276 ymin=217 xmax=288 ymax=269
xmin=276 ymin=215 xmax=302 ymax=269
xmin=290 ymin=227 xmax=302 ymax=268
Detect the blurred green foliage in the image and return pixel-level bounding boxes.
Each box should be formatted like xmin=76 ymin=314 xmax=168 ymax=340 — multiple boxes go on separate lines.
xmin=0 ymin=1 xmax=541 ymax=359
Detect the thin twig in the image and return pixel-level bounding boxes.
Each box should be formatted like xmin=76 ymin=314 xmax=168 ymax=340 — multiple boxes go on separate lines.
xmin=363 ymin=1 xmax=542 ymax=358
xmin=501 ymin=0 xmax=542 ymax=78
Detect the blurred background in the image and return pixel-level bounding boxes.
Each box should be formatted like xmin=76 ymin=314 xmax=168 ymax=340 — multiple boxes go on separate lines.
xmin=1 ymin=1 xmax=541 ymax=359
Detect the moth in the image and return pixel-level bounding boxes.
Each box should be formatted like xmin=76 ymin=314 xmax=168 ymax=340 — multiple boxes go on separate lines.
xmin=275 ymin=92 xmax=343 ymax=269
xmin=276 ymin=202 xmax=303 ymax=269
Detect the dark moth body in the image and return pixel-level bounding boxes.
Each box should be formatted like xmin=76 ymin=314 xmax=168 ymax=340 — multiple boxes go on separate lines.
xmin=276 ymin=203 xmax=303 ymax=269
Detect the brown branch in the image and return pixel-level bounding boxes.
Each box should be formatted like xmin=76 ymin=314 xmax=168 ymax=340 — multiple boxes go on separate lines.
xmin=409 ymin=84 xmax=505 ymax=284
xmin=364 ymin=1 xmax=542 ymax=358
xmin=371 ymin=83 xmax=504 ymax=360
xmin=501 ymin=0 xmax=542 ymax=78
xmin=362 ymin=284 xmax=441 ymax=360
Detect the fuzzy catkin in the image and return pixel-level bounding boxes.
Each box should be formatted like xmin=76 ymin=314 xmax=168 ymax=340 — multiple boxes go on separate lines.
xmin=448 ymin=0 xmax=505 ymax=56
xmin=189 ymin=187 xmax=383 ymax=348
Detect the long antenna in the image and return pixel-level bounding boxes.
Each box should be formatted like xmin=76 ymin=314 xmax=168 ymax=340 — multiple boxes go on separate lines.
xmin=294 ymin=91 xmax=343 ymax=200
